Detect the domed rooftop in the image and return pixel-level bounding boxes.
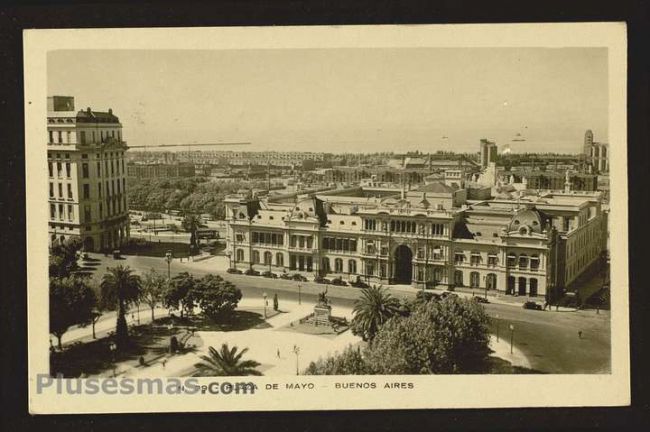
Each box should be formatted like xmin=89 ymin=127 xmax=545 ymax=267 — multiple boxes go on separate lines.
xmin=289 ymin=196 xmax=328 ymax=226
xmin=508 ymin=207 xmax=544 ymax=235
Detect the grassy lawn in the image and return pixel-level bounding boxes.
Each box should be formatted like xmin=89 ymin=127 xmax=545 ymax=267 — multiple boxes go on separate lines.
xmin=50 ymin=309 xmax=273 ymax=377
xmin=277 ymin=314 xmax=350 ymax=338
xmin=50 ymin=322 xmax=201 ymax=378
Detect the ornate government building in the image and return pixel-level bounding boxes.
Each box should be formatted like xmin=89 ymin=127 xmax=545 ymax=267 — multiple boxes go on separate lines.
xmin=225 ymin=183 xmax=607 ymax=301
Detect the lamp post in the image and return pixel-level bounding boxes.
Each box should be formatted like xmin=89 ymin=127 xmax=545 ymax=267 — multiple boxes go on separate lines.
xmin=509 ymin=324 xmax=515 ymax=354
xmin=298 ymin=284 xmax=302 ymax=305
xmin=484 ymin=275 xmax=488 ymax=300
xmin=109 ymin=341 xmax=117 ymax=377
xmin=263 ymin=292 xmax=268 ymax=319
xmin=226 ymin=251 xmax=232 ymax=271
xmin=495 ymin=314 xmax=500 ymax=342
xmin=165 ymin=250 xmax=173 ymax=280
xmin=292 ymin=344 xmax=301 ymax=375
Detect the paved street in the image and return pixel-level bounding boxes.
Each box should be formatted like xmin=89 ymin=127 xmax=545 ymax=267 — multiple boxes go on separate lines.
xmin=74 ymin=252 xmax=611 ymax=374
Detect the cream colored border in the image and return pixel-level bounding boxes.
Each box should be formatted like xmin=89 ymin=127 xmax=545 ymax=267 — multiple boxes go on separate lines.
xmin=25 ymin=23 xmax=629 ymax=414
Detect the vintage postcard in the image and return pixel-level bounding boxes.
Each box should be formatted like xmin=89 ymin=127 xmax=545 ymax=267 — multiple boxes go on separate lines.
xmin=25 ymin=23 xmax=629 ymax=413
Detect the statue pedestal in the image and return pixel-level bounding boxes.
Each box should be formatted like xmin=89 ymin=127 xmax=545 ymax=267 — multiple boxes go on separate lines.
xmin=313 ymin=304 xmax=332 ymax=326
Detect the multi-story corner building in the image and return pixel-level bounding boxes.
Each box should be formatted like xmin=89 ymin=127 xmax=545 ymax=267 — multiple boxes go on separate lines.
xmin=47 ymin=96 xmax=129 ymax=252
xmin=224 ymin=185 xmax=607 ymax=302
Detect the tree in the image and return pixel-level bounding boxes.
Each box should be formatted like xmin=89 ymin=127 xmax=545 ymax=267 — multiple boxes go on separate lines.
xmin=193 ymin=344 xmax=262 ymax=376
xmin=304 ymin=345 xmax=370 ymax=375
xmin=350 ymin=285 xmax=401 ymax=342
xmin=164 ymin=272 xmax=197 ymax=318
xmin=193 ymin=274 xmax=242 ymax=321
xmin=49 ymin=237 xmax=83 ymax=278
xmin=99 ymin=265 xmax=142 ymax=349
xmin=182 ymin=214 xmax=202 ymax=250
xmin=141 ymin=268 xmax=167 ymax=321
xmin=49 ymin=275 xmax=97 ymax=349
xmin=365 ymin=296 xmax=491 ymax=374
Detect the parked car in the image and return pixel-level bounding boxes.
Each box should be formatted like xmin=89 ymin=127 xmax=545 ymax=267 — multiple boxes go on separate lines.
xmin=473 ymin=296 xmax=490 ymax=304
xmin=441 ymin=291 xmax=458 ymax=299
xmin=291 ymin=274 xmax=308 ymax=282
xmin=244 ymin=269 xmax=260 ymax=276
xmin=350 ymin=279 xmax=370 ymax=289
xmin=112 ymin=249 xmax=121 ymax=259
xmin=226 ymin=268 xmax=243 ymax=274
xmin=314 ymin=276 xmax=331 ymax=284
xmin=279 ymin=272 xmax=292 ymax=280
xmin=523 ymin=301 xmax=543 ymax=310
xmin=330 ymin=277 xmax=348 ymax=286
xmin=261 ymin=271 xmax=278 ymax=279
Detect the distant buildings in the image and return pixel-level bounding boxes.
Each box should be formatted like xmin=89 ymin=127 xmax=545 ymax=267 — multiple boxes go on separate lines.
xmin=127 ymin=163 xmax=196 ymax=179
xmin=480 ymin=139 xmax=498 ymax=169
xmin=47 ymin=96 xmax=129 ymax=252
xmin=583 ymin=130 xmax=609 ymax=174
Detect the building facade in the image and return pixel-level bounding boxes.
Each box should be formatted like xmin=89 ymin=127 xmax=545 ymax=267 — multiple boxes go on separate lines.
xmin=47 ymin=96 xmax=130 ymax=252
xmin=127 ymin=163 xmax=196 ymax=179
xmin=224 ymin=186 xmax=607 ymax=301
xmin=583 ymin=129 xmax=609 ymax=174
xmin=480 ymin=139 xmax=498 ymax=169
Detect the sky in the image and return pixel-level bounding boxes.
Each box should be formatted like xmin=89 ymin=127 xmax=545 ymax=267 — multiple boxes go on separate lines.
xmin=47 ymin=48 xmax=608 ymax=154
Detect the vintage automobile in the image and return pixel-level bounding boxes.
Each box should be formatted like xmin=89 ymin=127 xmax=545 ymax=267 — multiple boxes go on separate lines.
xmin=226 ymin=268 xmax=243 ymax=274
xmin=261 ymin=271 xmax=278 ymax=279
xmin=523 ymin=301 xmax=543 ymax=310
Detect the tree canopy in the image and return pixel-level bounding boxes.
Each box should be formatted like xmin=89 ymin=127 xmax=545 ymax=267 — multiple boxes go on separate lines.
xmin=127 ymin=177 xmax=265 ymax=218
xmin=307 ymin=296 xmax=491 ymax=375
xmin=193 ymin=274 xmax=242 ymax=321
xmin=49 ymin=275 xmax=97 ymax=349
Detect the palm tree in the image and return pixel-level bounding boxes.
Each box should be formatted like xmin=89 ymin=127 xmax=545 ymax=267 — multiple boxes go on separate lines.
xmin=182 ymin=214 xmax=202 ymax=251
xmin=193 ymin=344 xmax=262 ymax=376
xmin=350 ymin=285 xmax=401 ymax=342
xmin=100 ymin=265 xmax=142 ymax=349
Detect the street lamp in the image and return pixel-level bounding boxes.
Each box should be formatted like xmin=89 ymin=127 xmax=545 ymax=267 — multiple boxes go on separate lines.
xmin=263 ymin=292 xmax=268 ymax=319
xmin=226 ymin=251 xmax=232 ymax=270
xmin=509 ymin=324 xmax=515 ymax=354
xmin=298 ymin=283 xmax=302 ymax=305
xmin=109 ymin=341 xmax=117 ymax=377
xmin=165 ymin=250 xmax=173 ymax=280
xmin=292 ymin=344 xmax=301 ymax=375
xmin=495 ymin=314 xmax=500 ymax=342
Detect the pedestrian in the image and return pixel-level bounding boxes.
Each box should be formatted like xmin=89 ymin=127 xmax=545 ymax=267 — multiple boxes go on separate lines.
xmin=277 ymin=348 xmax=280 ymax=359
xmin=578 ymin=330 xmax=583 ymax=339
xmin=162 ymin=359 xmax=167 ymax=369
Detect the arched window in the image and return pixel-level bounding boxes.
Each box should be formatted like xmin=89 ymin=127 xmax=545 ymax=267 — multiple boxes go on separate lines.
xmin=518 ymin=277 xmax=527 ymax=295
xmin=486 ymin=273 xmax=497 ymax=290
xmin=529 ymin=278 xmax=538 ymax=297
xmin=433 ymin=267 xmax=443 ymax=283
xmin=335 ymin=258 xmax=343 ymax=273
xmin=530 ymin=254 xmax=540 ymax=270
xmin=322 ymin=257 xmax=330 ymax=273
xmin=276 ymin=253 xmax=284 ymax=267
xmin=252 ymin=250 xmax=260 ymax=264
xmin=348 ymin=260 xmax=357 ymax=274
xmin=454 ymin=270 xmax=464 ymax=286
xmin=470 ymin=272 xmax=480 ymax=288
xmin=518 ymin=254 xmax=528 ymax=270
xmin=236 ymin=249 xmax=244 ymax=262
xmin=264 ymin=251 xmax=272 ymax=265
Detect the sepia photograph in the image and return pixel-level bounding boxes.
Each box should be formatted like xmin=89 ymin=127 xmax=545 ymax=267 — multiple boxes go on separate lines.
xmin=24 ymin=24 xmax=629 ymax=413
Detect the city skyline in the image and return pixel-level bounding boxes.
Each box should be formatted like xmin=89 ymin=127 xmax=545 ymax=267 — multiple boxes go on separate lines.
xmin=48 ymin=48 xmax=608 ymax=154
